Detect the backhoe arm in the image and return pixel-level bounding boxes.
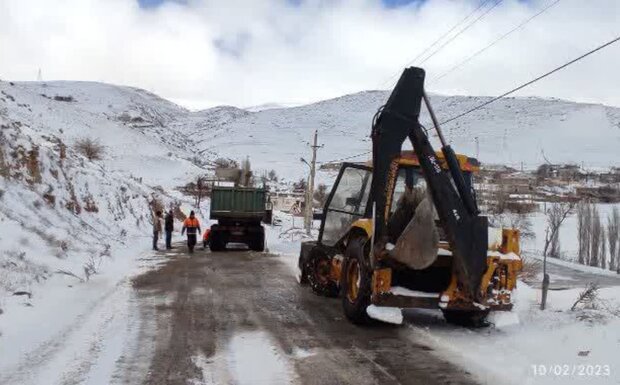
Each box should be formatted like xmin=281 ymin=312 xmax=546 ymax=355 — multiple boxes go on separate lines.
xmin=371 ymin=67 xmax=487 ymax=298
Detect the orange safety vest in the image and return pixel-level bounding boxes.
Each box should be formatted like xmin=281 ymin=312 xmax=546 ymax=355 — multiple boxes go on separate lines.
xmin=183 ymin=217 xmax=200 ymax=230
xmin=183 ymin=217 xmax=199 ymax=226
xmin=203 ymin=229 xmax=211 ymax=241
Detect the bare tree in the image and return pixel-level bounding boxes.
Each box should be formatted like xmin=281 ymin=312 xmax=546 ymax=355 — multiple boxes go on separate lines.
xmin=313 ymin=183 xmax=328 ymax=208
xmin=600 ymin=229 xmax=607 ymax=269
xmin=183 ymin=176 xmax=210 ymax=209
xmin=541 ymin=202 xmax=573 ymax=310
xmin=590 ymin=206 xmax=602 ymax=267
xmin=608 ymin=207 xmax=619 ymax=272
xmin=490 ymin=213 xmax=535 ymax=241
xmin=577 ymin=201 xmax=589 ymax=265
xmin=293 ymin=178 xmax=307 ymax=192
xmin=607 ymin=207 xmax=620 ymax=273
xmin=268 ymin=169 xmax=278 ymax=182
xmin=240 ymin=157 xmax=253 ymax=187
xmin=214 ymin=157 xmax=238 ymax=169
xmin=543 ymin=203 xmax=573 ymax=259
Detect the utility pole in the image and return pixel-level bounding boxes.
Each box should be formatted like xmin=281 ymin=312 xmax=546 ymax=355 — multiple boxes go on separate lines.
xmin=304 ymin=130 xmax=321 ymax=235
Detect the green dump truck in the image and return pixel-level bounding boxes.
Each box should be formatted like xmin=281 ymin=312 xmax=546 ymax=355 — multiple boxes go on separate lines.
xmin=209 ymin=186 xmax=270 ymax=251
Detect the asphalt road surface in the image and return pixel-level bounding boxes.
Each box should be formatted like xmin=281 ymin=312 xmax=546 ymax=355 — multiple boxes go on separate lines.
xmin=123 ymin=245 xmax=478 ymax=385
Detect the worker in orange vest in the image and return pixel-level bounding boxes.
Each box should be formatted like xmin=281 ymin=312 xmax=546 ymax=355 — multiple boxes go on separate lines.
xmin=181 ymin=211 xmax=201 ymax=253
xmin=202 ymin=229 xmax=211 ymax=250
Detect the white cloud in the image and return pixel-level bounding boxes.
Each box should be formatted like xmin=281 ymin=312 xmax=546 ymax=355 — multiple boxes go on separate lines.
xmin=1 ymin=0 xmax=619 ymax=109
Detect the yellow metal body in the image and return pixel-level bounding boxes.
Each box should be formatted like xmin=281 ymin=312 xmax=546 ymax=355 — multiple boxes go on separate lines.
xmin=347 ymin=153 xmax=521 ymax=312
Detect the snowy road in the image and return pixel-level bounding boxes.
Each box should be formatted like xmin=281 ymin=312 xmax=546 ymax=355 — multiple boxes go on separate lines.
xmin=522 ymin=256 xmax=620 ymax=290
xmin=125 ymin=246 xmax=477 ymax=385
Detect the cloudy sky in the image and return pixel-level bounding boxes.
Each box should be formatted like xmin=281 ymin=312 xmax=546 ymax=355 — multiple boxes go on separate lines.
xmin=1 ymin=0 xmax=618 ymax=109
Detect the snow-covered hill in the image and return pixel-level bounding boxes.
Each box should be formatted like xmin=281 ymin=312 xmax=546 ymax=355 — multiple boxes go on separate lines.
xmin=190 ymin=90 xmax=620 ymax=180
xmin=1 ymin=78 xmax=619 ymax=308
xmin=0 ymin=80 xmax=208 ymax=304
xmin=1 ymin=81 xmax=207 ymax=189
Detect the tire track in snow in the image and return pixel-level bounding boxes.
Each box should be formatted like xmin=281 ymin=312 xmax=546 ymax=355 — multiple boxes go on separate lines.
xmin=0 ymin=280 xmax=128 ymax=385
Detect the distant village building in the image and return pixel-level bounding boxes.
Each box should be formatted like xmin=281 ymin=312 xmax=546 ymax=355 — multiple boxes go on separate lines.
xmin=271 ymin=191 xmax=305 ymax=214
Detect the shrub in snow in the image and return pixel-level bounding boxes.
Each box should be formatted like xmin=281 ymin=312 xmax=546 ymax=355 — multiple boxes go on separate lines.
xmin=53 ymin=95 xmax=74 ymax=102
xmin=518 ymin=255 xmax=541 ymax=281
xmin=75 ymin=138 xmax=104 ymax=161
xmin=42 ymin=192 xmax=56 ymax=207
xmin=571 ymin=283 xmax=599 ymax=311
xmin=83 ymin=194 xmax=99 ymax=213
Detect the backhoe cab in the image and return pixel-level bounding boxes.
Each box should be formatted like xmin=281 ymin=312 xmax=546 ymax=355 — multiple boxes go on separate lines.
xmin=298 ymin=67 xmax=522 ymax=326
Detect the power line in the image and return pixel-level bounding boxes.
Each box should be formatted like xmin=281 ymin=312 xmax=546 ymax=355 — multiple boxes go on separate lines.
xmin=379 ymin=0 xmax=494 ymax=88
xmin=328 ymin=35 xmax=619 ymax=165
xmin=437 ymin=35 xmax=620 ymax=126
xmin=431 ymin=0 xmax=562 ymax=84
xmin=319 ymin=150 xmax=371 ymax=165
xmin=417 ymin=0 xmax=504 ymax=66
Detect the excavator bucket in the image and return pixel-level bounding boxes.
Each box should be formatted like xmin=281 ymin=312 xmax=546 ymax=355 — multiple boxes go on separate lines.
xmin=389 ymin=188 xmax=439 ymax=270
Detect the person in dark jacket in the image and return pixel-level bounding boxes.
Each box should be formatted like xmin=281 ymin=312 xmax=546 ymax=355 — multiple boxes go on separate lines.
xmin=181 ymin=211 xmax=201 ymax=253
xmin=164 ymin=209 xmax=174 ymax=249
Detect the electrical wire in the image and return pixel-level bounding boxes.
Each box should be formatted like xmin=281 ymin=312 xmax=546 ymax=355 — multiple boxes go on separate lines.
xmin=431 ymin=0 xmax=562 ymax=84
xmin=379 ymin=0 xmax=495 ymax=88
xmin=417 ymin=0 xmax=504 ymax=66
xmin=319 ymin=150 xmax=372 ymax=165
xmin=325 ymin=34 xmax=619 ymax=164
xmin=437 ymin=35 xmax=620 ymax=126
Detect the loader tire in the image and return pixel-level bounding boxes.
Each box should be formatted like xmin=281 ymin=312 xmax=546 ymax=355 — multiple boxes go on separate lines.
xmin=341 ymin=237 xmax=373 ymax=325
xmin=442 ymin=310 xmax=490 ymax=328
xmin=305 ymin=249 xmax=338 ymax=297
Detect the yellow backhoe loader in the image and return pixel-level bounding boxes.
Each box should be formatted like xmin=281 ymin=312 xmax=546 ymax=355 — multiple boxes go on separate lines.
xmin=298 ymin=67 xmax=522 ymax=326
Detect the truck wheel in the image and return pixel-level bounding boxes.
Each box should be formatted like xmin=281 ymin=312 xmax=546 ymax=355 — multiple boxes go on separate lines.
xmin=305 ymin=249 xmax=338 ymax=297
xmin=209 ymin=231 xmax=225 ymax=252
xmin=250 ymin=233 xmax=265 ymax=252
xmin=441 ymin=310 xmax=490 ymax=327
xmin=341 ymin=237 xmax=373 ymax=325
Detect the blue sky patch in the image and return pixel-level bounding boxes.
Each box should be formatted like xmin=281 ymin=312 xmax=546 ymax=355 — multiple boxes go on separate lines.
xmin=381 ymin=0 xmax=423 ymax=7
xmin=138 ymin=0 xmax=186 ymax=8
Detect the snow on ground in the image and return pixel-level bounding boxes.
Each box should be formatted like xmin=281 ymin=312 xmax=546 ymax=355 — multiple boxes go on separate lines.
xmin=265 ymin=211 xmax=317 ymax=281
xmin=407 ymin=283 xmax=620 ymax=385
xmin=267 ymin=214 xmax=620 ymax=385
xmin=0 ymin=243 xmax=170 ymax=384
xmin=190 ymin=331 xmax=298 ymax=385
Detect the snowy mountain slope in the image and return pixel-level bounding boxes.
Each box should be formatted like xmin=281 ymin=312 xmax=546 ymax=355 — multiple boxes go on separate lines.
xmin=0 ymin=80 xmax=204 ymax=306
xmin=188 ymin=90 xmax=620 ymax=179
xmin=1 ymin=81 xmax=206 ymax=188
xmin=0 ymin=106 xmax=158 ymax=299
